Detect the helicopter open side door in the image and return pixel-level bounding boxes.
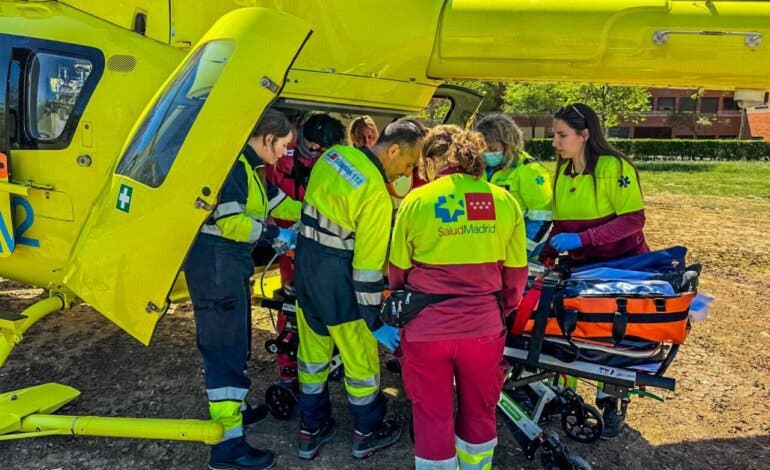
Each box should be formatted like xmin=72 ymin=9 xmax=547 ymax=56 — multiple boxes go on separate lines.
xmin=62 ymin=8 xmax=312 ymax=345
xmin=0 ymin=34 xmax=28 ymax=257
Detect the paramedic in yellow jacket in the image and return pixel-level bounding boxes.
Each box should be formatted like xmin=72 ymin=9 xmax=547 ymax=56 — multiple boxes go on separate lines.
xmin=293 ymin=119 xmax=426 ymax=460
xmin=541 ymin=103 xmax=650 ymax=440
xmin=475 ymin=114 xmax=552 ymax=258
xmin=390 ymin=125 xmax=528 ymax=469
xmin=184 ymin=109 xmax=301 ymax=470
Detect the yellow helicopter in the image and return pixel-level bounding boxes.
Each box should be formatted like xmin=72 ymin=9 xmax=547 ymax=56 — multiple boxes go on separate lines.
xmin=1 ymin=0 xmax=769 ymax=445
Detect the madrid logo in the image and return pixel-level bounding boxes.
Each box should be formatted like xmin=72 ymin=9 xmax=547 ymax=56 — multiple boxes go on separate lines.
xmin=434 ymin=194 xmax=465 ymax=222
xmin=434 ymin=192 xmax=496 ymax=223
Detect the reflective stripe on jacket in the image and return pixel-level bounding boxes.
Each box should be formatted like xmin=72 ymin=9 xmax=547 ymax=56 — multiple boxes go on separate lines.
xmin=300 ymin=145 xmax=392 ymax=330
xmin=202 ymin=148 xmax=301 ymax=243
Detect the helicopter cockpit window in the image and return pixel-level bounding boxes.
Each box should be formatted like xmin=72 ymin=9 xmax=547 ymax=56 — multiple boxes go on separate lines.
xmin=26 ymin=52 xmax=93 ymax=142
xmin=116 ymin=40 xmax=234 ymax=188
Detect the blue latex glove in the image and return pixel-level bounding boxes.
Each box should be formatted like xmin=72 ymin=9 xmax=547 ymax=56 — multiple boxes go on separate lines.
xmin=525 ymin=219 xmax=542 ymax=241
xmin=272 ymin=227 xmax=297 ymax=255
xmin=372 ymin=325 xmax=401 ymax=351
xmin=550 ymin=233 xmax=582 ymax=252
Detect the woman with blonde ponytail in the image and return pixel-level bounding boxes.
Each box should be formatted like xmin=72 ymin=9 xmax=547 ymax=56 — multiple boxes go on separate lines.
xmin=475 ymin=114 xmax=552 ymax=258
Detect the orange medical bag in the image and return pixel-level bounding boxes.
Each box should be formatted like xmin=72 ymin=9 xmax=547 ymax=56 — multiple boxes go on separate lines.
xmin=520 ymin=290 xmax=694 ymax=345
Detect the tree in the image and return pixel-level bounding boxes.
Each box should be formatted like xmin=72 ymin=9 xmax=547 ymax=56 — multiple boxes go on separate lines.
xmin=503 ymin=82 xmax=569 ymax=137
xmin=664 ymin=89 xmax=719 ymax=139
xmin=665 ymin=111 xmax=717 ymax=138
xmin=503 ymin=82 xmax=650 ymax=137
xmin=564 ymin=84 xmax=651 ymax=136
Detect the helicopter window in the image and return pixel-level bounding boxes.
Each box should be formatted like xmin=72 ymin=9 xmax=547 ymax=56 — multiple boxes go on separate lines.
xmin=116 ymin=40 xmax=234 ymax=188
xmin=26 ymin=52 xmax=93 ymax=142
xmin=410 ymin=96 xmax=453 ymax=127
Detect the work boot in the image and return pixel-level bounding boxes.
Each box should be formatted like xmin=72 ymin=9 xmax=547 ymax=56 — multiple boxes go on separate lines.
xmin=384 ymin=354 xmax=401 ymax=374
xmin=511 ymin=386 xmax=536 ymax=417
xmin=596 ymin=397 xmax=629 ymax=439
xmin=208 ymin=445 xmax=276 ymax=470
xmin=351 ymin=418 xmax=402 ymax=458
xmin=298 ymin=417 xmax=337 ymax=459
xmin=242 ymin=402 xmax=269 ymax=427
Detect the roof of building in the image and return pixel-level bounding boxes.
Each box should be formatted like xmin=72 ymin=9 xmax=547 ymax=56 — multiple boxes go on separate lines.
xmin=747 ymin=107 xmax=770 ymax=140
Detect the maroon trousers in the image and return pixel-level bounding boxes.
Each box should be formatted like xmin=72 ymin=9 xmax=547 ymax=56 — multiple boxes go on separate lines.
xmin=399 ymin=329 xmax=508 ymax=461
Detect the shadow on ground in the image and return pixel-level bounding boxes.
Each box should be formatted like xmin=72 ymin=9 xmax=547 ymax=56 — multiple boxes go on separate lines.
xmin=0 ymin=290 xmax=767 ymax=469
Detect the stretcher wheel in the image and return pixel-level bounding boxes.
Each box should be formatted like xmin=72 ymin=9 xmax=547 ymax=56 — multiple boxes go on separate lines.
xmin=265 ymin=339 xmax=280 ymax=354
xmin=560 ymin=404 xmax=603 ymax=444
xmin=265 ymin=382 xmax=298 ymax=420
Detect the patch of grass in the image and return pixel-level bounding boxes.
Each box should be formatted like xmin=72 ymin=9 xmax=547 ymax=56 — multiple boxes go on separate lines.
xmin=637 ymin=161 xmax=770 ymax=198
xmin=539 ymin=161 xmax=770 ymax=198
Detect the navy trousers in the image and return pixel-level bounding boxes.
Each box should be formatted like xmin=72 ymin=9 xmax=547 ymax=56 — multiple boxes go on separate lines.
xmin=185 ymin=233 xmax=254 ymax=460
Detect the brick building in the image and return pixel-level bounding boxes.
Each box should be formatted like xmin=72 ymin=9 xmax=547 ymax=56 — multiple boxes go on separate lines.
xmin=612 ymin=88 xmax=741 ymax=139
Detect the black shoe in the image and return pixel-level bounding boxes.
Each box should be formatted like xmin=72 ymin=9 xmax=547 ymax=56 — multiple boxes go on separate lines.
xmin=511 ymin=387 xmax=536 ymax=417
xmin=208 ymin=446 xmax=276 ymax=470
xmin=597 ymin=397 xmax=628 ymax=439
xmin=298 ymin=418 xmax=337 ymax=460
xmin=242 ymin=402 xmax=269 ymax=427
xmin=351 ymin=418 xmax=402 ymax=458
xmin=385 ymin=356 xmax=401 ymax=374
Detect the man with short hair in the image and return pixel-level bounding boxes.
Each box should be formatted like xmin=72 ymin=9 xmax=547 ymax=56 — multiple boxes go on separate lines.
xmin=263 ymin=113 xmax=346 ymax=385
xmin=293 ymin=119 xmax=426 ymax=460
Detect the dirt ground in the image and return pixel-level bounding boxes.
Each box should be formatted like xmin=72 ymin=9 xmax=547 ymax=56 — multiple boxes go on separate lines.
xmin=1 ymin=192 xmax=769 ymax=470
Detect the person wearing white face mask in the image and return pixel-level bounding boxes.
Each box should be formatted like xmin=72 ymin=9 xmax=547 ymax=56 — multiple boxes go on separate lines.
xmin=475 ymin=114 xmax=553 ymax=258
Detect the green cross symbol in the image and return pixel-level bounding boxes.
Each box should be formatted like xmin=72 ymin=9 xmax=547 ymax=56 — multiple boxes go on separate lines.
xmin=116 ymin=184 xmax=133 ymax=213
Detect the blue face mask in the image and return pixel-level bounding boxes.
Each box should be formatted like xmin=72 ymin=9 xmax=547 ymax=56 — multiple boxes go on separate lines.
xmin=484 ymin=151 xmax=504 ymax=168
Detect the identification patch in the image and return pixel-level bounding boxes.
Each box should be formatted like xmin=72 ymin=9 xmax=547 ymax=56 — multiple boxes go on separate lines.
xmin=325 ymin=151 xmax=367 ymax=189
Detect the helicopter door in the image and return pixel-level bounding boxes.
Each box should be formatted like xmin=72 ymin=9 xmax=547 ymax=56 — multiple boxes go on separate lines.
xmin=0 ymin=35 xmax=27 ymax=258
xmin=0 ymin=35 xmax=15 ymax=256
xmin=62 ymin=8 xmax=312 ymax=345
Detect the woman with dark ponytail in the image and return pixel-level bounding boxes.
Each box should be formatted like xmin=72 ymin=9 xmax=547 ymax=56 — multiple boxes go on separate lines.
xmin=185 ymin=108 xmax=301 ymax=470
xmin=542 ymin=103 xmax=648 ymax=265
xmin=541 ymin=102 xmax=650 ymax=439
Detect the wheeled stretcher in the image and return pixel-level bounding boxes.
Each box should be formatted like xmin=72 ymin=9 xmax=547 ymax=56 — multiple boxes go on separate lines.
xmin=497 ymin=247 xmax=704 ymax=470
xmin=259 ymin=281 xmax=345 ymax=420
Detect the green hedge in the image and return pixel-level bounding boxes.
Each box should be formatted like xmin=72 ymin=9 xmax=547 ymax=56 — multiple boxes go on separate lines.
xmin=524 ymin=138 xmax=770 ymax=161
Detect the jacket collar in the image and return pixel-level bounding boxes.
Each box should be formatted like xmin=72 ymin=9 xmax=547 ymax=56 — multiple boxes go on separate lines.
xmin=361 ymin=146 xmax=388 ymax=183
xmin=242 ymin=144 xmax=263 ymax=168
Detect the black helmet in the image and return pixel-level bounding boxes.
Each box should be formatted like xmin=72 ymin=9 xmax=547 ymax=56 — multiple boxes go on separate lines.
xmin=298 ymin=114 xmax=345 ymax=158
